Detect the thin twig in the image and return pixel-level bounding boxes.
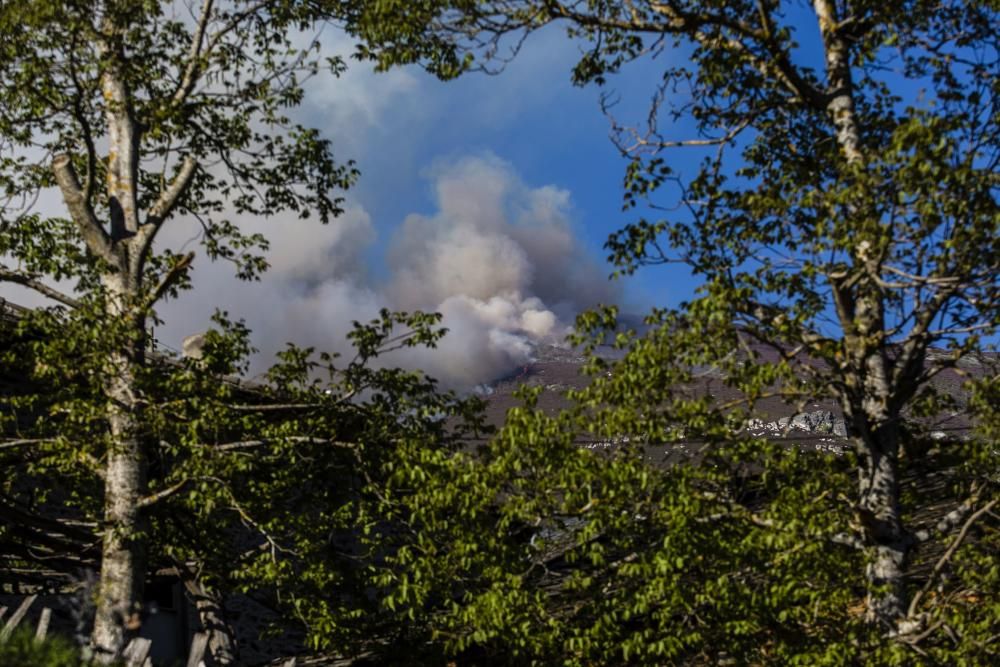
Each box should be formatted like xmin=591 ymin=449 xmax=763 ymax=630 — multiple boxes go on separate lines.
xmin=907 ymin=498 xmax=998 ymax=618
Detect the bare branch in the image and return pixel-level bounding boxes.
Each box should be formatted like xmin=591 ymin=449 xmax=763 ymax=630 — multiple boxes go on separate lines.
xmin=607 ymin=95 xmax=752 ymax=155
xmin=172 ymin=0 xmax=215 ymax=105
xmin=214 ymin=437 xmax=355 ymax=452
xmin=51 ymin=154 xmax=113 ymax=262
xmin=66 ymin=37 xmax=99 ymax=205
xmin=137 ymin=477 xmax=199 ymax=509
xmin=0 ymin=268 xmax=81 ymax=308
xmin=0 ymin=438 xmax=49 ymax=449
xmin=914 ymin=490 xmax=982 ymax=543
xmin=882 ymin=265 xmax=963 ymax=286
xmin=907 ymin=498 xmax=998 ymax=618
xmin=135 ymin=250 xmax=195 ymax=316
xmin=225 ymin=403 xmax=324 ymax=412
xmin=139 ymin=155 xmax=199 ymax=257
xmin=896 ymin=618 xmax=945 ymax=651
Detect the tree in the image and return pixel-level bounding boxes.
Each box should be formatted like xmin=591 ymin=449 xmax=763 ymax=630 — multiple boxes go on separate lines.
xmin=2 ymin=305 xmax=487 ymax=662
xmin=341 ymin=0 xmax=999 ymax=661
xmin=0 ymin=1 xmax=489 ymax=661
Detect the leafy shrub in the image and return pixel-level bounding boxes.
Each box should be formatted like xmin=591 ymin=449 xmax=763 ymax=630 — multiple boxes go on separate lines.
xmin=0 ymin=630 xmax=89 ymax=667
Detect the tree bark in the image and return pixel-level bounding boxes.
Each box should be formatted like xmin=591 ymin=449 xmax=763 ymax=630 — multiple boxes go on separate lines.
xmin=54 ymin=147 xmax=155 ymax=658
xmin=813 ymin=0 xmax=863 ymax=163
xmin=849 ymin=405 xmax=909 ymax=627
xmin=838 ymin=313 xmax=912 ymax=628
xmin=84 ymin=14 xmax=156 ymax=657
xmin=90 ymin=274 xmax=150 ymax=660
xmin=814 ymin=0 xmax=912 ymax=630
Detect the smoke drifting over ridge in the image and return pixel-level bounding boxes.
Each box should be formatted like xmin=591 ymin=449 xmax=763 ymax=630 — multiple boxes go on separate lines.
xmin=161 ymin=154 xmax=619 ymax=388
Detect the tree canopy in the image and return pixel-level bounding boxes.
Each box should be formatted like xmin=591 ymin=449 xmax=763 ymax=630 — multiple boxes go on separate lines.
xmin=339 ymin=0 xmax=1000 ymax=663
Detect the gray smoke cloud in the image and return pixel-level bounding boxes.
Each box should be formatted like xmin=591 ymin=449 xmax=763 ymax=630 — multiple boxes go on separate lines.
xmin=158 ymin=153 xmax=619 ymax=388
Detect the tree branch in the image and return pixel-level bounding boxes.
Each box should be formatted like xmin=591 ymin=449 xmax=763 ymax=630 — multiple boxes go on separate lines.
xmin=214 ymin=437 xmax=356 ymax=452
xmin=172 ymin=0 xmax=215 ymax=105
xmin=66 ymin=39 xmax=99 ymax=205
xmin=647 ymin=1 xmax=826 ymax=106
xmin=225 ymin=403 xmax=324 ymax=412
xmin=137 ymin=478 xmax=193 ymax=509
xmin=913 ymin=490 xmax=981 ymax=544
xmin=135 ymin=155 xmax=199 ymax=264
xmin=51 ymin=154 xmax=113 ymax=262
xmin=0 ymin=438 xmax=48 ymax=449
xmin=134 ymin=250 xmax=195 ymax=317
xmin=0 ymin=268 xmax=81 ymax=308
xmin=907 ymin=498 xmax=998 ymax=618
xmin=813 ymin=0 xmax=863 ymax=162
xmin=172 ymin=0 xmax=276 ymax=106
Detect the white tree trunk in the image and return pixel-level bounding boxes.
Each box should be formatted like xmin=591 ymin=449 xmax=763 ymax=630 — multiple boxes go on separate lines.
xmin=838 ymin=302 xmax=913 ymax=629
xmin=91 ymin=275 xmax=150 ymax=660
xmin=50 ymin=7 xmax=198 ymax=660
xmin=855 ymin=425 xmax=908 ymax=625
xmin=814 ymin=0 xmax=913 ymax=630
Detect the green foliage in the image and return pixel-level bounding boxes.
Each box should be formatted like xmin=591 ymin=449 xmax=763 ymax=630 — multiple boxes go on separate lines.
xmin=342 ymin=0 xmax=1000 ymax=663
xmin=372 ymin=420 xmax=862 ymax=664
xmin=0 ymin=0 xmax=358 ymax=289
xmin=0 ymin=630 xmax=99 ymax=667
xmin=2 ymin=302 xmax=490 ymax=654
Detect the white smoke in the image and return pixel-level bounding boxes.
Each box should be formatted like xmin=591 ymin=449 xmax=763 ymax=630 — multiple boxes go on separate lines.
xmin=379 ymin=154 xmax=616 ymax=385
xmin=158 ymin=153 xmax=618 ymax=389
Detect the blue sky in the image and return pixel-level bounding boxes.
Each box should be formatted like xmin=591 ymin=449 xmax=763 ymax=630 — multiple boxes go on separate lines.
xmin=161 ymin=9 xmax=922 ymax=384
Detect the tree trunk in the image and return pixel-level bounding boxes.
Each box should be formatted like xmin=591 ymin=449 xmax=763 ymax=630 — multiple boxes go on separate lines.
xmin=91 ymin=276 xmax=150 ymax=660
xmin=855 ymin=430 xmax=909 ymax=627
xmin=840 ymin=340 xmax=913 ymax=629
xmin=51 ymin=8 xmax=194 ymax=659
xmin=813 ymin=0 xmax=914 ymax=630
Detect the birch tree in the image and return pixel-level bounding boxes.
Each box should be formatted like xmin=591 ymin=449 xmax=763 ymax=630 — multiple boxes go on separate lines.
xmin=0 ymin=0 xmax=360 ymax=659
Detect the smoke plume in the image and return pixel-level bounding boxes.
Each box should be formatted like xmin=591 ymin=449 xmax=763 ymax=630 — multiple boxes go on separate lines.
xmin=160 ymin=154 xmax=618 ymax=389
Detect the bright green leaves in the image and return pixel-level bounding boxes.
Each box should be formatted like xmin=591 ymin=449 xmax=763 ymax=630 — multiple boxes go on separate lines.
xmin=0 ymin=303 xmax=490 ymax=657
xmin=0 ymin=0 xmax=491 ymax=642
xmin=340 ymin=1 xmax=1000 ymax=662
xmin=349 ymin=0 xmax=485 ymax=79
xmin=3 ymin=1 xmax=997 ymax=662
